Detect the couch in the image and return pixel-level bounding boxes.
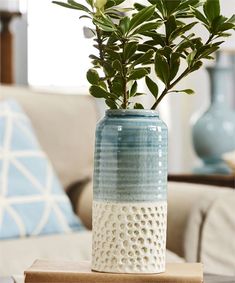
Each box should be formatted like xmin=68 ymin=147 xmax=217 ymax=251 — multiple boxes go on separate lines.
xmin=0 ymin=85 xmax=234 ymax=276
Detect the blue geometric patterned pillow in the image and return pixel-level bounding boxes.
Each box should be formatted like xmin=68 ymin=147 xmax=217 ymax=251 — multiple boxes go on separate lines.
xmin=0 ymin=100 xmax=83 ymax=240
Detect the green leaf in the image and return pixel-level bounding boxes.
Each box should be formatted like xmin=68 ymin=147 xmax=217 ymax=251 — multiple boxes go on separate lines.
xmin=145 ymin=76 xmax=159 ymax=98
xmin=67 ymin=0 xmax=91 ymax=12
xmin=89 ymin=54 xmax=100 ymax=60
xmin=170 ymin=22 xmax=198 ymax=41
xmin=173 ymin=89 xmax=195 ymax=95
xmin=131 ymin=49 xmax=154 ymax=67
xmin=105 ymin=0 xmax=116 ymax=9
xmin=106 ymin=48 xmax=122 ymax=61
xmin=112 ymin=60 xmax=123 ymax=74
xmin=93 ymin=15 xmax=117 ymax=32
xmin=187 ymin=50 xmax=197 ymax=67
xmin=129 ymin=5 xmax=156 ymax=31
xmin=132 ymin=22 xmax=161 ymax=35
xmin=114 ymin=0 xmax=126 ymax=6
xmin=142 ymin=32 xmax=165 ymax=47
xmin=158 ymin=46 xmax=172 ymax=61
xmin=217 ymin=22 xmax=235 ymax=32
xmin=203 ymin=0 xmax=220 ymax=23
xmin=80 ymin=15 xmax=92 ymax=19
xmin=93 ymin=18 xmax=116 ymax=32
xmin=120 ymin=16 xmax=130 ymax=34
xmin=85 ymin=0 xmax=93 ymax=8
xmin=170 ymin=53 xmax=180 ymax=80
xmin=190 ymin=6 xmax=209 ymax=25
xmin=89 ymin=85 xmax=110 ymax=98
xmin=200 ymin=46 xmax=220 ymax=58
xmin=228 ymin=14 xmax=235 ymax=24
xmin=52 ymin=1 xmax=85 ymax=10
xmin=217 ymin=32 xmax=232 ymax=38
xmin=134 ymin=3 xmax=146 ymax=11
xmin=165 ymin=15 xmax=177 ymax=40
xmin=154 ymin=52 xmax=170 ymax=85
xmin=148 ymin=0 xmax=165 ymax=16
xmin=103 ymin=62 xmax=116 ymax=77
xmin=86 ymin=69 xmax=99 ymax=84
xmin=128 ymin=68 xmax=149 ymax=81
xmin=134 ymin=103 xmax=144 ymax=109
xmin=130 ymin=81 xmax=137 ymax=96
xmin=124 ymin=41 xmax=138 ymax=60
xmin=164 ymin=0 xmax=181 ymax=16
xmin=111 ymin=81 xmax=123 ymax=96
xmin=98 ymin=81 xmax=107 ymax=90
xmin=178 ymin=0 xmax=201 ymax=11
xmin=105 ymin=99 xmax=117 ymax=109
xmin=211 ymin=15 xmax=227 ymax=33
xmin=190 ymin=60 xmax=203 ymax=72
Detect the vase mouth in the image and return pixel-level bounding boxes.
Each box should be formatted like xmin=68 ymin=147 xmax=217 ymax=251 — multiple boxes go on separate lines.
xmin=106 ymin=109 xmax=159 ymax=117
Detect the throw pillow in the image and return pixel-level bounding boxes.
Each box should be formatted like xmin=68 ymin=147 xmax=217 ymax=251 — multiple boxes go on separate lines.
xmin=0 ymin=100 xmax=83 ymax=240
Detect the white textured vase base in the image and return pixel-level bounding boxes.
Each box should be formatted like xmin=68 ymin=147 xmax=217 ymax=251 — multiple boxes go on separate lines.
xmin=92 ymin=200 xmax=167 ymax=273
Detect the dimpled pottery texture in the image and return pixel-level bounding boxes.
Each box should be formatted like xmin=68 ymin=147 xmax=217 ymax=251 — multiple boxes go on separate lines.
xmin=92 ymin=110 xmax=168 ymax=274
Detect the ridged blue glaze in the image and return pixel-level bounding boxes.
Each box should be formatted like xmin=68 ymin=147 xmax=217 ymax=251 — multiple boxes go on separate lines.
xmin=93 ymin=110 xmax=168 ymax=202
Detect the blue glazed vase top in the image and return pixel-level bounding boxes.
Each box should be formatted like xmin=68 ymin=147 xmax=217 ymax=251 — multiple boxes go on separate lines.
xmin=93 ymin=109 xmax=168 ymax=202
xmin=106 ymin=109 xmax=159 ymax=117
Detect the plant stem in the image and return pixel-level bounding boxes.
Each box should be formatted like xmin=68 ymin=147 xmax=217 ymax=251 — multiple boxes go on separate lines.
xmin=151 ymin=68 xmax=190 ymax=110
xmin=96 ymin=26 xmax=112 ymax=92
xmin=151 ymin=87 xmax=168 ymax=110
xmin=121 ymin=39 xmax=128 ymax=109
xmin=205 ymin=34 xmax=214 ymax=45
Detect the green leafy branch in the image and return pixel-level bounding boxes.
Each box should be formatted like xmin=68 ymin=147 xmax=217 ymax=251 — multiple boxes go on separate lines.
xmin=138 ymin=0 xmax=235 ymax=109
xmin=53 ymin=0 xmax=235 ymax=110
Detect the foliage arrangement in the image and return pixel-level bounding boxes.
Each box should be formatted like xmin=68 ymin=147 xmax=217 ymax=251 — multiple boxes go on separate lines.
xmin=53 ymin=0 xmax=235 ymax=110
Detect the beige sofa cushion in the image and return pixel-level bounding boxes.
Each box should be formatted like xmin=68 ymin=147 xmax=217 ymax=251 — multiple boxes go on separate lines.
xmin=185 ymin=193 xmax=235 ymax=276
xmin=0 ymin=231 xmax=92 ymax=276
xmin=0 ymin=85 xmax=98 ymax=190
xmin=167 ymin=182 xmax=233 ymax=258
xmin=0 ymin=229 xmax=183 ymax=276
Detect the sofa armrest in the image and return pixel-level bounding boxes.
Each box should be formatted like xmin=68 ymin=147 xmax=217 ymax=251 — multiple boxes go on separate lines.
xmin=184 ymin=193 xmax=235 ymax=276
xmin=167 ymin=182 xmax=233 ymax=259
xmin=67 ymin=180 xmax=93 ymax=230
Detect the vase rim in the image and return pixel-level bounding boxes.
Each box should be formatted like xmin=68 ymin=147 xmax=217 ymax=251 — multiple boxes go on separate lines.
xmin=106 ymin=109 xmax=159 ymax=117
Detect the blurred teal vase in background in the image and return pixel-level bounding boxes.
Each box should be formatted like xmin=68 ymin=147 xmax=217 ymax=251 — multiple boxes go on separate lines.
xmin=92 ymin=109 xmax=168 ymax=274
xmin=192 ymin=54 xmax=235 ymax=174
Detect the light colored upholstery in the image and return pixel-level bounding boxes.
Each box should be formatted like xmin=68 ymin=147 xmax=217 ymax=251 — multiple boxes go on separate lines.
xmin=74 ymin=181 xmax=235 ymax=275
xmin=0 ymin=229 xmax=182 ymax=276
xmin=0 ymin=231 xmax=92 ymax=276
xmin=168 ymin=182 xmax=235 ymax=276
xmin=185 ymin=192 xmax=235 ymax=276
xmin=0 ymin=85 xmax=98 ymax=190
xmin=167 ymin=182 xmax=228 ymax=258
xmin=76 ymin=181 xmax=93 ymax=230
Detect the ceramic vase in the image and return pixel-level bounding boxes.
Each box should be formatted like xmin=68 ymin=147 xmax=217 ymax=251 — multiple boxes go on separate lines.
xmin=192 ymin=58 xmax=235 ymax=174
xmin=92 ymin=109 xmax=168 ymax=274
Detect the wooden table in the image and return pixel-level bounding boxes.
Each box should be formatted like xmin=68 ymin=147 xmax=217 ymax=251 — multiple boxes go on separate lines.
xmin=168 ymin=174 xmax=235 ymax=188
xmin=205 ymin=274 xmax=235 ymax=282
xmin=1 ymin=274 xmax=235 ymax=283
